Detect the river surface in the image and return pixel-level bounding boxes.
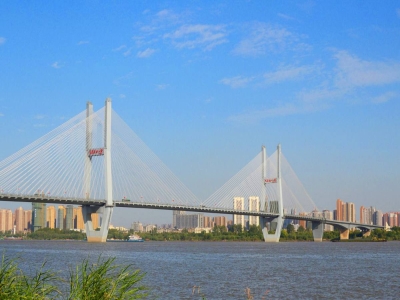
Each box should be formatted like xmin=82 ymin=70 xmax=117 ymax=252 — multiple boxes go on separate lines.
xmin=1 ymin=240 xmax=399 ymax=299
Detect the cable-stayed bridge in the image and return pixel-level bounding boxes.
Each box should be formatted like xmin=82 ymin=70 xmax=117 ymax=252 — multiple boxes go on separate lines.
xmin=0 ymin=99 xmax=383 ymax=242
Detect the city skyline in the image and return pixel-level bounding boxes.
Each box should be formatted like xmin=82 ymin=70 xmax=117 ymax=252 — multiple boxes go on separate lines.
xmin=0 ymin=1 xmax=399 ymax=225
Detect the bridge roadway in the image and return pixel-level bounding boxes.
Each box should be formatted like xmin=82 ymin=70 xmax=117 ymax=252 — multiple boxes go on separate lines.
xmin=0 ymin=194 xmax=384 ymax=230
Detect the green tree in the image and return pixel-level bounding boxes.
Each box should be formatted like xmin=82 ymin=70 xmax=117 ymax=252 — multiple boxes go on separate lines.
xmin=287 ymin=224 xmax=295 ymax=234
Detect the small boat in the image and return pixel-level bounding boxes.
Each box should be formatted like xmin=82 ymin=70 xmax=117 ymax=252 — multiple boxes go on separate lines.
xmin=127 ymin=234 xmax=144 ymax=242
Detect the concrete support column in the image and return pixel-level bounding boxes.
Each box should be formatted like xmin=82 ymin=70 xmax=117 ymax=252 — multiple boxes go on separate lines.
xmin=312 ymin=221 xmax=324 ymax=242
xmin=363 ymin=230 xmax=371 ymax=238
xmin=339 ymin=228 xmax=349 ymax=240
xmin=260 ymin=216 xmax=283 ymax=242
xmin=83 ymin=205 xmax=113 ymax=243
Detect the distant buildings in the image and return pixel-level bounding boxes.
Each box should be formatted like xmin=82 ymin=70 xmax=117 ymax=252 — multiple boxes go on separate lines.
xmin=248 ymin=196 xmax=260 ymax=227
xmin=335 ymin=199 xmax=355 ymax=222
xmin=233 ymin=197 xmax=245 ymax=226
xmin=0 ymin=204 xmax=99 ymax=234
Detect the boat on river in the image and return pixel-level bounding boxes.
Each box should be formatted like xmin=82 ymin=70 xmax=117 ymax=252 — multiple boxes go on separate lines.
xmin=128 ymin=234 xmax=144 ymax=242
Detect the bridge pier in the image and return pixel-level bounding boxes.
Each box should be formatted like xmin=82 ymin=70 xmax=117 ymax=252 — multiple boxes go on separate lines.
xmin=311 ymin=221 xmax=324 ymax=242
xmin=339 ymin=228 xmax=349 ymax=240
xmin=362 ymin=229 xmax=371 ymax=238
xmin=260 ymin=216 xmax=283 ymax=242
xmin=83 ymin=205 xmax=113 ymax=242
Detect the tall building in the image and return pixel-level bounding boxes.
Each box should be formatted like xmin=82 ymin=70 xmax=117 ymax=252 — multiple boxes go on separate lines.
xmin=360 ymin=206 xmax=375 ymax=225
xmin=24 ymin=210 xmax=32 ymax=231
xmin=373 ymin=210 xmax=383 ymax=226
xmin=46 ymin=206 xmax=56 ymax=228
xmin=233 ymin=197 xmax=245 ymax=226
xmin=213 ymin=216 xmax=227 ymax=227
xmin=175 ymin=213 xmax=204 ymax=229
xmin=0 ymin=209 xmax=13 ymax=233
xmin=32 ymin=203 xmax=46 ymax=232
xmin=131 ymin=221 xmax=143 ymax=232
xmin=173 ymin=210 xmax=185 ymax=228
xmin=203 ymin=216 xmax=212 ymax=228
xmin=336 ymin=199 xmax=356 ymax=222
xmin=74 ymin=206 xmax=84 ymax=230
xmin=346 ymin=202 xmax=356 ymax=222
xmin=14 ymin=207 xmax=25 ymax=233
xmin=322 ymin=210 xmax=333 ymax=231
xmin=65 ymin=205 xmax=74 ymax=230
xmin=336 ymin=199 xmax=344 ymax=221
xmin=248 ymin=196 xmax=260 ymax=226
xmin=58 ymin=206 xmax=66 ymax=229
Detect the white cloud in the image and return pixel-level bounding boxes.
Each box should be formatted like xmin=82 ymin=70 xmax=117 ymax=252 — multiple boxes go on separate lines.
xmin=220 ymin=76 xmax=254 ymax=88
xmin=123 ymin=47 xmax=133 ymax=56
xmin=228 ymin=102 xmax=323 ymax=123
xmin=334 ymin=51 xmax=400 ymax=88
xmin=113 ymin=45 xmax=127 ymax=52
xmin=137 ymin=48 xmax=156 ymax=58
xmin=119 ymin=94 xmax=126 ymax=99
xmin=277 ymin=13 xmax=296 ymax=21
xmin=156 ymin=84 xmax=169 ymax=90
xmin=264 ymin=64 xmax=317 ymax=84
xmin=113 ymin=72 xmax=134 ymax=86
xmin=77 ymin=41 xmax=89 ymax=45
xmin=371 ymin=91 xmax=397 ymax=104
xmin=34 ymin=114 xmax=46 ymax=120
xmin=233 ymin=22 xmax=296 ymax=56
xmin=397 ymin=8 xmax=400 ymax=18
xmin=0 ymin=37 xmax=5 ymax=45
xmin=51 ymin=62 xmax=62 ymax=69
xmin=164 ymin=24 xmax=228 ymax=51
xmin=0 ymin=113 xmax=4 ymax=117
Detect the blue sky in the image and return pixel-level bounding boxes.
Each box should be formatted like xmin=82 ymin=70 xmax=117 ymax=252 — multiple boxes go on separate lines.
xmin=0 ymin=1 xmax=399 ymax=226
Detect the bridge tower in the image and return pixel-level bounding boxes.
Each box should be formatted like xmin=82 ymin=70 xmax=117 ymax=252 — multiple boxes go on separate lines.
xmin=260 ymin=144 xmax=284 ymax=242
xmin=82 ymin=98 xmax=114 ymax=242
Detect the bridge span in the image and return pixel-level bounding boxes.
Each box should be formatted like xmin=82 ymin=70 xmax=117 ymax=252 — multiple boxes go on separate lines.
xmin=0 ymin=98 xmax=385 ymax=242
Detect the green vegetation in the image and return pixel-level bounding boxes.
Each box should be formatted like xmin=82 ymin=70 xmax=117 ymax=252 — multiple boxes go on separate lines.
xmin=369 ymin=226 xmax=400 ymax=241
xmin=27 ymin=228 xmax=86 ymax=240
xmin=16 ymin=225 xmax=400 ymax=243
xmin=139 ymin=225 xmax=264 ymax=241
xmin=0 ymin=254 xmax=148 ymax=299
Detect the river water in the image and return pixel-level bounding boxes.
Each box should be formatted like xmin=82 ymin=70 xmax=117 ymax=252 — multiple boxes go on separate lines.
xmin=1 ymin=240 xmax=399 ymax=299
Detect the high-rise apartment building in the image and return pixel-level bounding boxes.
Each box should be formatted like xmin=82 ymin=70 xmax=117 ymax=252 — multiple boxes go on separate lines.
xmin=173 ymin=210 xmax=185 ymax=228
xmin=336 ymin=199 xmax=344 ymax=221
xmin=46 ymin=206 xmax=56 ymax=228
xmin=203 ymin=216 xmax=212 ymax=228
xmin=175 ymin=213 xmax=204 ymax=229
xmin=131 ymin=221 xmax=143 ymax=232
xmin=74 ymin=206 xmax=84 ymax=230
xmin=58 ymin=206 xmax=66 ymax=229
xmin=65 ymin=205 xmax=74 ymax=230
xmin=360 ymin=206 xmax=375 ymax=225
xmin=0 ymin=209 xmax=13 ymax=232
xmin=14 ymin=207 xmax=25 ymax=233
xmin=24 ymin=210 xmax=32 ymax=231
xmin=32 ymin=203 xmax=46 ymax=232
xmin=248 ymin=196 xmax=260 ymax=226
xmin=373 ymin=210 xmax=383 ymax=226
xmin=336 ymin=199 xmax=356 ymax=222
xmin=213 ymin=216 xmax=227 ymax=227
xmin=233 ymin=197 xmax=245 ymax=226
xmin=322 ymin=210 xmax=333 ymax=231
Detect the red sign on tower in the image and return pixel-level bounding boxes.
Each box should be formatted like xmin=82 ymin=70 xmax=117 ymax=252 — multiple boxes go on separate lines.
xmin=264 ymin=178 xmax=277 ymax=184
xmin=89 ymin=148 xmax=104 ymax=157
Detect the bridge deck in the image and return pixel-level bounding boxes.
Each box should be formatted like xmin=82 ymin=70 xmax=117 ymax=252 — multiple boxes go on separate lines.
xmin=0 ymin=194 xmax=384 ymax=229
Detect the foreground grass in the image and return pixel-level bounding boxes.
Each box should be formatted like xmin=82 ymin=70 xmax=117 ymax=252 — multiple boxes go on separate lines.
xmin=0 ymin=254 xmax=148 ymax=299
